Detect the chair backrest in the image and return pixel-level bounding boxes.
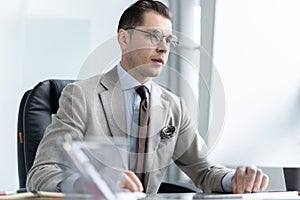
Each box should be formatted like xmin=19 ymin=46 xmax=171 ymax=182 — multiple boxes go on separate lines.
xmin=17 ymin=79 xmax=75 ymax=188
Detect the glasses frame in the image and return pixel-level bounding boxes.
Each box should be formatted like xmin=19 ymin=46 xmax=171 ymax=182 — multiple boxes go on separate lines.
xmin=126 ymin=27 xmax=179 ymax=49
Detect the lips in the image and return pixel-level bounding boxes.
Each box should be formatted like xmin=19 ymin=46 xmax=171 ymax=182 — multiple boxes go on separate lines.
xmin=151 ymin=57 xmax=164 ymax=65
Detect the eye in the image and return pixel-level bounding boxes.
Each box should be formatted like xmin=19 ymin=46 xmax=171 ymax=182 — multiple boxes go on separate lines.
xmin=150 ymin=30 xmax=163 ymax=43
xmin=168 ymin=35 xmax=179 ymax=48
xmin=165 ymin=35 xmax=173 ymax=44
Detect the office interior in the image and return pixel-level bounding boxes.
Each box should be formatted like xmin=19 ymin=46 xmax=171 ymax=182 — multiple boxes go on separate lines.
xmin=1 ymin=0 xmax=300 ymax=192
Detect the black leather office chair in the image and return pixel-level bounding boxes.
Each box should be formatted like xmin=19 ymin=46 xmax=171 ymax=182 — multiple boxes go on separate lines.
xmin=17 ymin=79 xmax=202 ymax=193
xmin=17 ymin=79 xmax=75 ymax=188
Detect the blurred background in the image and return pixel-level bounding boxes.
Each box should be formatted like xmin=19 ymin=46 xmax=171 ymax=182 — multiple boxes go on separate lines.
xmin=0 ymin=0 xmax=299 ymax=191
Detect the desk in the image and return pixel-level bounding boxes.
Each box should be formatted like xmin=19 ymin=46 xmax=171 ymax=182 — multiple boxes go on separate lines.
xmin=0 ymin=192 xmax=299 ymax=200
xmin=143 ymin=193 xmax=195 ymax=199
xmin=142 ymin=192 xmax=300 ymax=200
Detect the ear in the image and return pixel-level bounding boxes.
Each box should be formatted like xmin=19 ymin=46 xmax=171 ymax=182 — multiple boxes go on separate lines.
xmin=118 ymin=29 xmax=130 ymax=51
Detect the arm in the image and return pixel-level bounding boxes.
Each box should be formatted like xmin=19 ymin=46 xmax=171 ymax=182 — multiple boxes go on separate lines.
xmin=173 ymin=99 xmax=268 ymax=193
xmin=26 ymin=82 xmax=143 ymax=193
xmin=26 ymin=83 xmax=88 ymax=191
xmin=172 ymin=98 xmax=233 ymax=193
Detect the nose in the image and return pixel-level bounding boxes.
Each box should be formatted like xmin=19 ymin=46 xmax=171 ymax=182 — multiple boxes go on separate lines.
xmin=156 ymin=39 xmax=169 ymax=53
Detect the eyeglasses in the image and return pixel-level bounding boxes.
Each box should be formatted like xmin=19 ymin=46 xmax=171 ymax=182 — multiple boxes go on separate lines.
xmin=128 ymin=28 xmax=179 ymax=49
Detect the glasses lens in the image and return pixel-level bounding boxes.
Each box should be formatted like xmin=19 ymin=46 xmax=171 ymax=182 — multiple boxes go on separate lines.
xmin=167 ymin=35 xmax=179 ymax=48
xmin=133 ymin=28 xmax=179 ymax=49
xmin=150 ymin=30 xmax=163 ymax=45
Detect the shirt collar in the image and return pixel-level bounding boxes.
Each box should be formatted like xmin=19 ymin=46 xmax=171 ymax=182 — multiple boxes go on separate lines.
xmin=117 ymin=63 xmax=152 ymax=92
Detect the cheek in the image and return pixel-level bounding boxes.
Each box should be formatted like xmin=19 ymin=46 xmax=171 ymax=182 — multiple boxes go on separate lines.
xmin=134 ymin=49 xmax=153 ymax=63
xmin=129 ymin=37 xmax=152 ymax=52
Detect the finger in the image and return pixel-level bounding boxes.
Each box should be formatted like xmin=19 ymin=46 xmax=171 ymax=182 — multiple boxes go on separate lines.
xmin=234 ymin=166 xmax=247 ymax=194
xmin=232 ymin=173 xmax=238 ymax=194
xmin=250 ymin=168 xmax=263 ymax=192
xmin=244 ymin=166 xmax=258 ymax=192
xmin=121 ymin=173 xmax=138 ymax=192
xmin=124 ymin=171 xmax=144 ymax=192
xmin=259 ymin=174 xmax=269 ymax=191
xmin=123 ymin=171 xmax=143 ymax=192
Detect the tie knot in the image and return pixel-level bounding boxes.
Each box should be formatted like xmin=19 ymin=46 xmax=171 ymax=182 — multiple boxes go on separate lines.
xmin=136 ymin=86 xmax=147 ymax=100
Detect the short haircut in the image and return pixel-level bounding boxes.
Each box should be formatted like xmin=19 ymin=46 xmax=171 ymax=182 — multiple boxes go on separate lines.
xmin=118 ymin=0 xmax=172 ymax=31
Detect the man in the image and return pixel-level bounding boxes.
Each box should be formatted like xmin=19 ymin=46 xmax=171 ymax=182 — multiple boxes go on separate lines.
xmin=27 ymin=0 xmax=268 ymax=194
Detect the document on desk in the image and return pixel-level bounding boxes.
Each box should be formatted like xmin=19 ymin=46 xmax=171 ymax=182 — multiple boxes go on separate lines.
xmin=0 ymin=191 xmax=91 ymax=200
xmin=193 ymin=191 xmax=299 ymax=199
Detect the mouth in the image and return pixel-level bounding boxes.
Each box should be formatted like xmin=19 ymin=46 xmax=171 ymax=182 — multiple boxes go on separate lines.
xmin=151 ymin=58 xmax=164 ymax=65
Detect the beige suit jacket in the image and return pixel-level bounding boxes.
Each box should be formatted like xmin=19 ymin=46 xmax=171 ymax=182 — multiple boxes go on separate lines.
xmin=26 ymin=67 xmax=232 ymax=193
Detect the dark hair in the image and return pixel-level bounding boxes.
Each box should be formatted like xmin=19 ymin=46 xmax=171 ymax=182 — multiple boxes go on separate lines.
xmin=118 ymin=0 xmax=172 ymax=31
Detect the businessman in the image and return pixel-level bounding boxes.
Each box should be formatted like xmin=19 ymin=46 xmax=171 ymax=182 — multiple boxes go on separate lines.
xmin=27 ymin=0 xmax=268 ymax=194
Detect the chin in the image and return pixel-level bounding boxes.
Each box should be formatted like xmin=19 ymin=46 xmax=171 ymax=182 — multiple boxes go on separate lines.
xmin=149 ymin=68 xmax=163 ymax=77
xmin=139 ymin=63 xmax=164 ymax=78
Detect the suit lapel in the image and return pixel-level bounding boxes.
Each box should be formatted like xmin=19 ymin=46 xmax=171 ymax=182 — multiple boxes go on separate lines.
xmin=147 ymin=83 xmax=170 ymax=154
xmin=98 ymin=67 xmax=129 ymax=169
xmin=98 ymin=67 xmax=127 ymax=138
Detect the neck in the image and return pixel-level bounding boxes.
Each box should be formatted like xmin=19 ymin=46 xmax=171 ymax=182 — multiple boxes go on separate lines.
xmin=120 ymin=60 xmax=151 ymax=84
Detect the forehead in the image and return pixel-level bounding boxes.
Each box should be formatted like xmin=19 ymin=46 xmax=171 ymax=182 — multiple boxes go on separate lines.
xmin=142 ymin=11 xmax=172 ymax=32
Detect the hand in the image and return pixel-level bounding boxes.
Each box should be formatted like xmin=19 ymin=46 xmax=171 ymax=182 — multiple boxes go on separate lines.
xmin=100 ymin=168 xmax=144 ymax=193
xmin=74 ymin=169 xmax=143 ymax=193
xmin=120 ymin=170 xmax=144 ymax=192
xmin=232 ymin=166 xmax=269 ymax=194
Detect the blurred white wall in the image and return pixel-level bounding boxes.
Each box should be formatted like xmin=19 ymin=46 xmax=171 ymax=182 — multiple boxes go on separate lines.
xmin=209 ymin=0 xmax=300 ymax=189
xmin=0 ymin=0 xmax=137 ymax=191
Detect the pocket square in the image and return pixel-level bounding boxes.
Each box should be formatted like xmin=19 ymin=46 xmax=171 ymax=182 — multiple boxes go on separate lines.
xmin=160 ymin=117 xmax=177 ymax=139
xmin=160 ymin=125 xmax=176 ymax=139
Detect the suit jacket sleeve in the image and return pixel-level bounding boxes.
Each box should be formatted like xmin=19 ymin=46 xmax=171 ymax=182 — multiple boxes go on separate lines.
xmin=172 ymin=98 xmax=234 ymax=193
xmin=26 ymin=83 xmax=88 ymax=191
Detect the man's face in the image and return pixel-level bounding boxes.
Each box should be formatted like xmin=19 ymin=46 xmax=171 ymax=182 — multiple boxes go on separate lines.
xmin=121 ymin=11 xmax=173 ymax=83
